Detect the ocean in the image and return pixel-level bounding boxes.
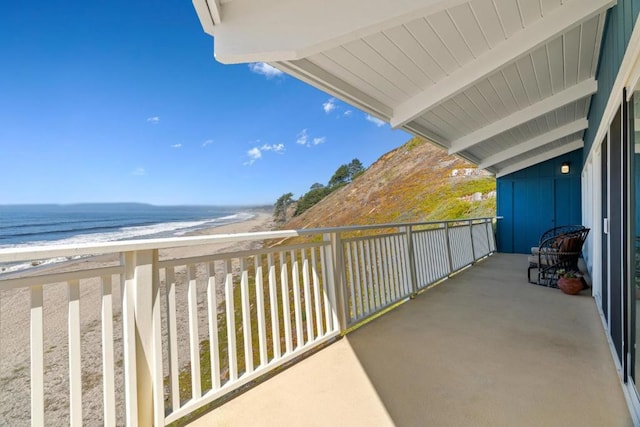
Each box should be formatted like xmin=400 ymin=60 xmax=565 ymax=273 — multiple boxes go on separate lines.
xmin=0 ymin=204 xmax=261 ymax=273
xmin=0 ymin=203 xmax=260 ymax=249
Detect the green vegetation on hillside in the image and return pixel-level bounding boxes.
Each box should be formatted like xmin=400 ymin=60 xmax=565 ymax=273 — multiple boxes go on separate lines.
xmin=274 ymin=159 xmax=366 ymax=220
xmin=279 ymin=137 xmax=496 ymax=230
xmin=273 ymin=192 xmax=294 ymax=223
xmin=294 ymin=185 xmax=332 ymax=216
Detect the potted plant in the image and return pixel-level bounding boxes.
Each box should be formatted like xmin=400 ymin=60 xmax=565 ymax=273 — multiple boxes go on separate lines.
xmin=557 ymin=270 xmax=584 ymax=295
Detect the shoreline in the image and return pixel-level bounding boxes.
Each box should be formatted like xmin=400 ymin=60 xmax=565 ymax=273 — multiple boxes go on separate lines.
xmin=0 ymin=211 xmax=275 ymax=278
xmin=160 ymin=211 xmax=275 ymax=259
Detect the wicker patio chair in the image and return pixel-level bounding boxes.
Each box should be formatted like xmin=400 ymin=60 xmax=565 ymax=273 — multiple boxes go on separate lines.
xmin=530 ymin=225 xmax=587 ymax=255
xmin=527 ymin=228 xmax=590 ymax=287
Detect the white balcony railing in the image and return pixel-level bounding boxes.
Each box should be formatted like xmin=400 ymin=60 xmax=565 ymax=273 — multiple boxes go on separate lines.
xmin=0 ymin=217 xmax=495 ymax=426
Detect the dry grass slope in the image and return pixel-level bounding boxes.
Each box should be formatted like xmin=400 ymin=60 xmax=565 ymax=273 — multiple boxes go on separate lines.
xmin=283 ymin=138 xmax=496 ymax=231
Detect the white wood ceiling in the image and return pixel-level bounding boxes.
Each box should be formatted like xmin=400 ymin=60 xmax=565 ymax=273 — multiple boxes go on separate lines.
xmin=195 ymin=0 xmax=616 ymax=176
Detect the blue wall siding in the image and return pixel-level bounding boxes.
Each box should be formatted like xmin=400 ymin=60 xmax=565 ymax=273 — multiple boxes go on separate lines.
xmin=497 ymin=150 xmax=583 ymax=253
xmin=636 ymin=154 xmax=640 ymax=238
xmin=584 ymin=0 xmax=640 ymax=159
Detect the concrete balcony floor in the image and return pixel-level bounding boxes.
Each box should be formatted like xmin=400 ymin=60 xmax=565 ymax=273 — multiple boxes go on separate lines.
xmin=189 ymin=253 xmax=632 ymax=426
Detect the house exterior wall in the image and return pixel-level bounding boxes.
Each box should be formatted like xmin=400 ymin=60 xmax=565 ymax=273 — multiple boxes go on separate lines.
xmin=578 ymin=1 xmax=640 ymax=421
xmin=584 ymin=0 xmax=640 ymax=158
xmin=496 ymin=149 xmax=583 ymax=254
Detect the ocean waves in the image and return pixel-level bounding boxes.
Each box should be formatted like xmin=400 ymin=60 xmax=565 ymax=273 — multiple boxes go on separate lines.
xmin=0 ymin=205 xmax=258 ymax=274
xmin=0 ymin=212 xmax=255 ymax=250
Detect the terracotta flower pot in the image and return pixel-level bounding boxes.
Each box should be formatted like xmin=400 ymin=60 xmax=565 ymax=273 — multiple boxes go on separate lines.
xmin=558 ymin=277 xmax=583 ymax=295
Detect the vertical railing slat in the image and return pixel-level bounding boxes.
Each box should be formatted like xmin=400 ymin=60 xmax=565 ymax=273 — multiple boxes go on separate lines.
xmin=376 ymin=238 xmax=386 ymax=304
xmin=291 ymin=250 xmax=304 ymax=347
xmin=395 ymin=234 xmax=407 ymax=296
xmin=101 ymin=276 xmax=116 ymax=426
xmin=240 ymin=258 xmax=254 ymax=374
xmin=301 ymin=250 xmax=314 ymax=342
xmin=279 ymin=252 xmax=293 ymax=354
xmin=323 ymin=233 xmax=343 ymax=332
xmin=224 ymin=260 xmax=238 ymax=382
xmin=389 ymin=236 xmax=400 ymax=299
xmin=445 ymin=223 xmax=454 ymax=275
xmin=391 ymin=236 xmax=401 ymax=299
xmin=393 ymin=236 xmax=402 ymax=298
xmin=373 ymin=239 xmax=384 ymax=307
xmin=364 ymin=240 xmax=376 ymax=311
xmin=380 ymin=237 xmax=391 ymax=303
xmin=422 ymin=231 xmax=430 ymax=283
xmin=488 ymin=221 xmax=496 ymax=252
xmin=187 ymin=265 xmax=202 ymax=399
xmin=347 ymin=242 xmax=365 ymax=319
xmin=357 ymin=240 xmax=370 ymax=316
xmin=151 ymin=252 xmax=164 ymax=427
xmin=206 ymin=262 xmax=221 ymax=390
xmin=413 ymin=232 xmax=423 ymax=285
xmin=388 ymin=237 xmax=397 ymax=300
xmin=254 ymin=255 xmax=268 ymax=367
xmin=68 ymin=279 xmax=82 ymax=426
xmin=122 ymin=250 xmax=157 ymax=426
xmin=122 ymin=254 xmax=137 ymax=426
xmin=165 ymin=268 xmax=180 ymax=409
xmin=30 ymin=285 xmax=45 ymax=426
xmin=319 ymin=245 xmax=333 ymax=333
xmin=403 ymin=227 xmax=416 ymax=295
xmin=346 ymin=242 xmax=359 ymax=321
xmin=469 ymin=220 xmax=476 ymax=261
xmin=311 ymin=248 xmax=324 ymax=337
xmin=381 ymin=237 xmax=392 ymax=301
xmin=268 ymin=253 xmax=281 ymax=358
xmin=402 ymin=233 xmax=412 ymax=294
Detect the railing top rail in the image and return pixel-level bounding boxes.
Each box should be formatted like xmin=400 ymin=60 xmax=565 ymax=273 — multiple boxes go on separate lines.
xmin=303 ymin=216 xmax=495 ymax=234
xmin=0 ymin=216 xmax=497 ymax=263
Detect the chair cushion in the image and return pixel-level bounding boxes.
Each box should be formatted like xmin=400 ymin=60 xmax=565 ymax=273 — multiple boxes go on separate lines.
xmin=528 ymin=254 xmax=556 ymax=266
xmin=559 ymin=236 xmax=582 ymax=253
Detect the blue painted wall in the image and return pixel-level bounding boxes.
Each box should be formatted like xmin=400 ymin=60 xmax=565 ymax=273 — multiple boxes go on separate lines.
xmin=584 ymin=0 xmax=640 ymax=158
xmin=636 ymin=154 xmax=640 ymax=239
xmin=497 ymin=149 xmax=583 ymax=253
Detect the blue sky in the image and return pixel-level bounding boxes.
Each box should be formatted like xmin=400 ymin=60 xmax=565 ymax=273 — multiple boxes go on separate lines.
xmin=0 ymin=1 xmax=410 ymax=206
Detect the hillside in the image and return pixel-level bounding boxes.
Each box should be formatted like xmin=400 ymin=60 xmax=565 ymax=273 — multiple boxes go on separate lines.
xmin=282 ymin=138 xmax=496 ymax=230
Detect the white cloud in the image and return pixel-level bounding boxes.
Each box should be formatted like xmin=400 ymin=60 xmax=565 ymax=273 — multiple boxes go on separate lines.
xmin=248 ymin=147 xmax=262 ymax=160
xmin=248 ymin=62 xmax=283 ymax=79
xmin=132 ymin=167 xmax=147 ymax=176
xmin=170 ymin=143 xmax=182 ymax=148
xmin=261 ymin=143 xmax=285 ymax=152
xmin=296 ymin=129 xmax=309 ymax=146
xmin=244 ymin=147 xmax=263 ymax=166
xmin=202 ymin=139 xmax=214 ymax=147
xmin=244 ymin=143 xmax=286 ymax=165
xmin=322 ymin=98 xmax=337 ymax=114
xmin=296 ymin=129 xmax=325 ymax=147
xmin=146 ymin=116 xmax=160 ymax=124
xmin=321 ymin=99 xmax=354 ymax=120
xmin=365 ymin=114 xmax=386 ymax=127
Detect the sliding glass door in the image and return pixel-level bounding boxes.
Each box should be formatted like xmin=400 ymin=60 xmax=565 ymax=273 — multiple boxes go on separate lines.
xmin=631 ymin=84 xmax=640 ymax=393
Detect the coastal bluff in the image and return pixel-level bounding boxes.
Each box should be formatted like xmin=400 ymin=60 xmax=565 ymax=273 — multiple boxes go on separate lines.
xmin=281 ymin=137 xmax=496 ymax=230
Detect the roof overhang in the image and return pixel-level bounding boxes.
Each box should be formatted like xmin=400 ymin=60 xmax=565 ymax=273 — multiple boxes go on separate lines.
xmin=193 ymin=0 xmax=616 ymax=176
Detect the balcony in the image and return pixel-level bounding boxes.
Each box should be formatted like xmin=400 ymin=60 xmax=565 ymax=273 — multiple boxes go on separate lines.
xmin=190 ymin=252 xmax=631 ymax=426
xmin=0 ymin=218 xmax=631 ymax=425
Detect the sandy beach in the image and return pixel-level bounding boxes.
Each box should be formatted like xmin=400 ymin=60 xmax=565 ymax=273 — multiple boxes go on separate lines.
xmin=0 ymin=211 xmax=275 ymax=426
